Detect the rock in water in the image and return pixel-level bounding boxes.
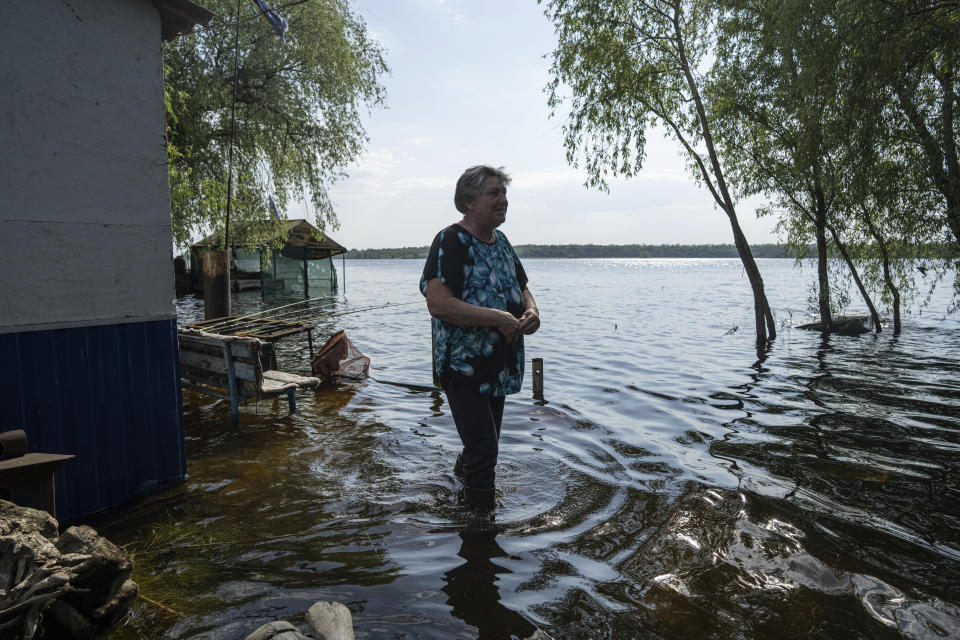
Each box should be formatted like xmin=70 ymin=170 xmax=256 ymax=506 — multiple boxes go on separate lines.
xmin=244 ymin=620 xmax=310 ymax=640
xmin=306 ymin=601 xmax=355 ymax=640
xmin=0 ymin=500 xmax=138 ymax=640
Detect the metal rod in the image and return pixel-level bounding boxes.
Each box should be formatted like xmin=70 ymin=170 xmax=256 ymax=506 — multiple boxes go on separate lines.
xmin=224 ymin=0 xmax=241 ymax=250
xmin=189 ymin=300 xmax=423 ymax=335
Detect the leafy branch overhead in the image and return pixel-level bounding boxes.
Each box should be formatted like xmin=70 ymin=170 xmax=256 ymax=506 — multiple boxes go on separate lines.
xmin=164 ymin=0 xmax=388 ymax=250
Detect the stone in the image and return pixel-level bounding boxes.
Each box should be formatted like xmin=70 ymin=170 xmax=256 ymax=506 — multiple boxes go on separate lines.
xmin=306 ymin=601 xmax=355 ymax=640
xmin=244 ymin=620 xmax=310 ymax=640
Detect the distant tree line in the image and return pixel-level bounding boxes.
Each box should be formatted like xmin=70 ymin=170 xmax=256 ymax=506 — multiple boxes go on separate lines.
xmin=345 ymin=244 xmax=794 ymax=259
xmin=346 ymin=243 xmax=956 ymax=260
xmin=347 ymin=246 xmax=432 ymax=259
xmin=513 ymin=243 xmax=793 ymax=258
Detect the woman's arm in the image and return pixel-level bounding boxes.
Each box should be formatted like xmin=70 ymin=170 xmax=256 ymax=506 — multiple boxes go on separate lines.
xmin=425 ymin=278 xmax=521 ymax=341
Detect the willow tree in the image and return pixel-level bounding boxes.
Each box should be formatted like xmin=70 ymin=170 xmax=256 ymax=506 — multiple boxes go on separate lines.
xmin=164 ymin=0 xmax=387 ymax=249
xmin=709 ymin=0 xmax=883 ymax=332
xmin=859 ymin=1 xmax=960 ymax=250
xmin=842 ymin=0 xmax=960 ymax=305
xmin=540 ymin=0 xmax=776 ymax=348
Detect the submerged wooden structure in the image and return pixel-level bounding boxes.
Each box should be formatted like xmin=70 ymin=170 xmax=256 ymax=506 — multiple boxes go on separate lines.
xmin=190 ymin=219 xmax=347 ymax=298
xmin=178 ymin=329 xmax=321 ymax=422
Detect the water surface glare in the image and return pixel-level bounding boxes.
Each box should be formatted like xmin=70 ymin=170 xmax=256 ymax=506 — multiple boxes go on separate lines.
xmin=93 ymin=258 xmax=960 ymax=639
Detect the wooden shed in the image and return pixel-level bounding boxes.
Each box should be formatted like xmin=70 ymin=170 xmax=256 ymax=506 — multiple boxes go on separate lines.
xmin=190 ymin=219 xmax=347 ymax=298
xmin=0 ymin=0 xmax=213 ymax=519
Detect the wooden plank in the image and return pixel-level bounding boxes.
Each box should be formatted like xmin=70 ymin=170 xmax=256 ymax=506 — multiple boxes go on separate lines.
xmin=0 ymin=453 xmax=74 ymax=472
xmin=180 ymin=381 xmax=232 ymax=401
xmin=180 ymin=371 xmax=259 ymax=396
xmin=0 ymin=453 xmax=75 ymax=517
xmin=246 ymin=327 xmax=303 ymax=340
xmin=184 ymin=317 xmax=313 ymax=340
xmin=179 ymin=350 xmax=259 ymax=381
xmin=179 ymin=341 xmax=261 ymax=368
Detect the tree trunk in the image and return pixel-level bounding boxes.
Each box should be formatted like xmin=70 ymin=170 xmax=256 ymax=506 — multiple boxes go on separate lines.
xmin=670 ymin=0 xmax=774 ymax=348
xmin=814 ymin=188 xmax=833 ymax=329
xmin=726 ymin=208 xmax=776 ymax=346
xmin=861 ymin=206 xmax=901 ymax=333
xmin=826 ymin=223 xmax=883 ymax=333
xmin=896 ymin=65 xmax=960 ymax=248
xmin=940 ymin=57 xmax=960 ymax=247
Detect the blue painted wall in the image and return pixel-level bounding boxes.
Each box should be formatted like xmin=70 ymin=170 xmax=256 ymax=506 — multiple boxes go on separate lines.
xmin=0 ymin=319 xmax=185 ymax=520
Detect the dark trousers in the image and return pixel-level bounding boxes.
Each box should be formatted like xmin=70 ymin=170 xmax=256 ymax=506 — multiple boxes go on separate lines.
xmin=443 ymin=377 xmax=506 ymax=492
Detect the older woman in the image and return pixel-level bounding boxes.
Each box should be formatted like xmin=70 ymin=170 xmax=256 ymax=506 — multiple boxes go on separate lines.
xmin=420 ymin=165 xmax=540 ymax=509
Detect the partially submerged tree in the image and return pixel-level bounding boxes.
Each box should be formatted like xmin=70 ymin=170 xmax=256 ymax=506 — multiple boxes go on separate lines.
xmin=710 ymin=0 xmax=883 ymax=332
xmin=844 ymin=0 xmax=960 ymax=304
xmin=541 ymin=0 xmax=776 ymax=348
xmin=164 ymin=0 xmax=387 ymax=250
xmin=840 ymin=98 xmax=945 ymax=334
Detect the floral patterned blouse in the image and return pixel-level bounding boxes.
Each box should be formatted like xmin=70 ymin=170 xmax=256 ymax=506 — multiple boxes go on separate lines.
xmin=420 ymin=223 xmax=529 ymax=396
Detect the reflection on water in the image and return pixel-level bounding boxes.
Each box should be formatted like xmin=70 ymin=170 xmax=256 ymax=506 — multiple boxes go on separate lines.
xmin=443 ymin=526 xmax=538 ymax=640
xmin=89 ymin=259 xmax=960 ymax=639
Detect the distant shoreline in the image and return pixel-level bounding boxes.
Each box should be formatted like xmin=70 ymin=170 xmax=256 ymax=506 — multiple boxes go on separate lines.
xmin=345 ymin=243 xmax=795 ymax=259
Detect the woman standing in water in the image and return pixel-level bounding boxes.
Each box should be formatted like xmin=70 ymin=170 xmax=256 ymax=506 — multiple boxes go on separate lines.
xmin=420 ymin=165 xmax=540 ymax=509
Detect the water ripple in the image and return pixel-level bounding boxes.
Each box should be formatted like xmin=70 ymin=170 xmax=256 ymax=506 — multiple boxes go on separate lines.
xmin=88 ymin=259 xmax=960 ymax=639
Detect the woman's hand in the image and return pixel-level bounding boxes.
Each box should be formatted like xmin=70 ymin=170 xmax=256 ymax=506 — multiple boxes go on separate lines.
xmin=495 ymin=310 xmax=522 ymax=342
xmin=518 ymin=308 xmax=540 ymax=335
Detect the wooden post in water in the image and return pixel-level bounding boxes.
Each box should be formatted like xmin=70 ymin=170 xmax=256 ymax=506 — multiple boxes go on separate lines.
xmin=532 ymin=357 xmax=544 ymax=401
xmin=202 ymin=249 xmax=231 ymax=320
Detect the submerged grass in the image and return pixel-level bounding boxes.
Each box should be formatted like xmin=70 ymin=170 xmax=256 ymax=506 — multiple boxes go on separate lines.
xmin=125 ymin=512 xmax=206 ymax=557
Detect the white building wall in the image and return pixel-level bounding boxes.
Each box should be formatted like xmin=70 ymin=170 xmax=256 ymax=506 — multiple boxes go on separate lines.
xmin=0 ymin=0 xmax=176 ymax=333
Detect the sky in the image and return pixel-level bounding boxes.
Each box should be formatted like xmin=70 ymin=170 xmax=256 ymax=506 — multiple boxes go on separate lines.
xmin=299 ymin=0 xmax=780 ymax=250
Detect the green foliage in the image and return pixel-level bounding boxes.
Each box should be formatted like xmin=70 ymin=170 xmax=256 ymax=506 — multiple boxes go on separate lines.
xmin=164 ymin=0 xmax=387 ymax=250
xmin=706 ymin=0 xmax=960 ymax=323
xmin=846 ymin=1 xmax=960 ymax=247
xmin=542 ymin=0 xmax=710 ymax=194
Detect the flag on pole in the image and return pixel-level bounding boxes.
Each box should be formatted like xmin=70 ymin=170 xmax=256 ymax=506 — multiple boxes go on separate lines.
xmin=268 ymin=195 xmax=283 ymax=221
xmin=250 ymin=0 xmax=288 ymax=43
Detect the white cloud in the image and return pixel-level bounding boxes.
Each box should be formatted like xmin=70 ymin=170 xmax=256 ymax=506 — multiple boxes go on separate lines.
xmin=320 ymin=0 xmax=780 ymax=250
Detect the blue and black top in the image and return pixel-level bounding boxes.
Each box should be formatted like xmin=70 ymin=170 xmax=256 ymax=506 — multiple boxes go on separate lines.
xmin=420 ymin=223 xmax=528 ymax=396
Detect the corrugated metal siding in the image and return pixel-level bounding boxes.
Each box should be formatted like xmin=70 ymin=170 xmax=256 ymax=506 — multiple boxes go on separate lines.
xmin=0 ymin=319 xmax=185 ymax=519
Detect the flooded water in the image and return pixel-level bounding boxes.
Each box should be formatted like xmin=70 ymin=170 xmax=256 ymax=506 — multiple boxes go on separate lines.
xmin=91 ymin=258 xmax=960 ymax=640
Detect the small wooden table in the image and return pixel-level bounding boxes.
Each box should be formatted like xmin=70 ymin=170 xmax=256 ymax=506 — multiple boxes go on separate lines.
xmin=0 ymin=453 xmax=75 ymax=517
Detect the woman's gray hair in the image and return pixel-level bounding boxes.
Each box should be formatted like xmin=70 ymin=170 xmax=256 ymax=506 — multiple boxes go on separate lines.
xmin=454 ymin=165 xmax=511 ymax=213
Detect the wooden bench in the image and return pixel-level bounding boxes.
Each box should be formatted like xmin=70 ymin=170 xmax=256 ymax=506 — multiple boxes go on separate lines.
xmin=0 ymin=453 xmax=75 ymax=517
xmin=177 ymin=329 xmax=321 ymax=421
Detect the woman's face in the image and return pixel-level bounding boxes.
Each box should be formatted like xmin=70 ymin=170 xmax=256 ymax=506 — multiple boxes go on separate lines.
xmin=465 ymin=177 xmax=508 ymax=229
